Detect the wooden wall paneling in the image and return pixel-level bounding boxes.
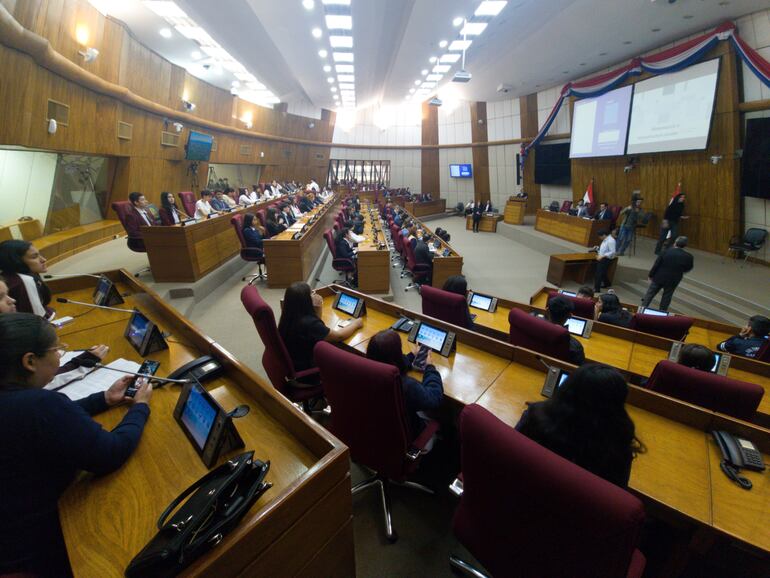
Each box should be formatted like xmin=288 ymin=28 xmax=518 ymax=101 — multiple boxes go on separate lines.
xmin=471 ymin=101 xmax=490 ymax=202
xmin=421 ymin=101 xmax=440 ymax=194
xmin=520 ymin=93 xmax=541 ymax=214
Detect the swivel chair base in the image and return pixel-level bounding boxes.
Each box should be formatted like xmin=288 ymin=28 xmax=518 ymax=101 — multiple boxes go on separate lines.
xmin=352 ymin=473 xmax=433 ymax=543
xmin=243 ymin=264 xmax=267 ymax=284
xmin=449 ymin=556 xmax=491 ymax=578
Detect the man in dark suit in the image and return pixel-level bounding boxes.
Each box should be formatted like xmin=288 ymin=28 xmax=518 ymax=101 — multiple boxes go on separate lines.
xmin=593 ymin=203 xmax=612 ymax=221
xmin=414 ymin=235 xmax=435 ymax=285
xmin=472 ymin=203 xmax=483 ymax=233
xmin=641 ymin=236 xmax=694 ymax=311
xmin=482 ymin=200 xmax=493 ymax=213
xmin=124 ymin=191 xmax=153 ymax=239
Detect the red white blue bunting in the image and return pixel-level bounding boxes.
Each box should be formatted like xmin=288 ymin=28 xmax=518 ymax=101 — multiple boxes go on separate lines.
xmin=520 ymin=21 xmax=770 ymax=170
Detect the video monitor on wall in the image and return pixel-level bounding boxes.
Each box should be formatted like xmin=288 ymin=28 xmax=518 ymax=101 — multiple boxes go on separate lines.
xmin=185 ymin=131 xmax=214 ymax=161
xmin=626 ymin=58 xmax=720 ymax=155
xmin=569 ymin=85 xmax=632 ymax=158
xmin=450 ymin=164 xmax=473 ymax=178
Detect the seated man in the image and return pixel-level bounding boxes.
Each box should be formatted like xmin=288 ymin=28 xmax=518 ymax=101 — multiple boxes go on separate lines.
xmin=222 ymin=188 xmax=238 ymax=209
xmin=577 ymin=286 xmax=595 ymax=300
xmin=718 ymin=315 xmax=770 ymax=359
xmin=280 ymin=204 xmax=296 ymax=226
xmin=194 ymin=190 xmax=217 ymax=220
xmin=414 ymin=234 xmax=435 ymax=283
xmin=298 ymin=194 xmax=314 ymax=213
xmin=210 ymin=190 xmax=230 ymax=212
xmin=125 ymin=192 xmax=154 ymax=237
xmin=593 ymin=202 xmax=612 ymax=221
xmin=546 ymin=296 xmax=586 ymax=366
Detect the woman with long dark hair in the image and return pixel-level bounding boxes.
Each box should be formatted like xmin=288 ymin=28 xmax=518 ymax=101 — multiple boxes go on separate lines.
xmin=242 ymin=213 xmax=264 ymax=249
xmin=366 ymin=329 xmax=443 ymax=434
xmin=516 ymin=363 xmax=644 ymax=487
xmin=0 ymin=240 xmax=53 ymax=319
xmin=442 ymin=275 xmax=475 ymax=329
xmin=0 ymin=313 xmax=152 ymax=577
xmin=594 ymin=292 xmax=633 ymax=328
xmin=277 ymin=282 xmax=362 ymax=372
xmin=159 ymin=191 xmax=189 ymax=225
xmin=265 ymin=207 xmax=286 ymax=237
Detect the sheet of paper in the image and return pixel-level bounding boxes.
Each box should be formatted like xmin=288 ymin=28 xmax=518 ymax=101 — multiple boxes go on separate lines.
xmin=54 ymin=358 xmax=141 ymax=401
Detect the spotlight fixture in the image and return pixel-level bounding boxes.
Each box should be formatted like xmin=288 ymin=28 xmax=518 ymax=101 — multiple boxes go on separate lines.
xmin=78 ymin=47 xmax=99 ymax=62
xmin=159 ymin=27 xmax=172 ymax=38
xmin=182 ymin=99 xmax=196 ymax=111
xmin=302 ymin=0 xmax=314 ymax=9
xmin=312 ymin=27 xmax=322 ymax=38
xmin=319 ymin=49 xmax=328 ymax=58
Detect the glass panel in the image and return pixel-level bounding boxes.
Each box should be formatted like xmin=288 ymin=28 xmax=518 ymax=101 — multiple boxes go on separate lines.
xmin=207 ymin=163 xmax=263 ymax=191
xmin=47 ymin=155 xmax=110 ymax=234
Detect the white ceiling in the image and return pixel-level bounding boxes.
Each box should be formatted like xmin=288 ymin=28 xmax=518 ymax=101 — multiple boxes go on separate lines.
xmin=92 ymin=0 xmax=770 ymax=112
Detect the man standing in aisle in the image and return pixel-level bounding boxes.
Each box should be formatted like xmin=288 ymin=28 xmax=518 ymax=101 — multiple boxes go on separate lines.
xmin=616 ymin=198 xmax=642 ymax=256
xmin=641 ymin=236 xmax=693 ymax=312
xmin=593 ymin=228 xmax=617 ymax=293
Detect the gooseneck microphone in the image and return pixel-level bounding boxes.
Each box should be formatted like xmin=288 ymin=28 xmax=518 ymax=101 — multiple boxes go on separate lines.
xmin=56 ymin=297 xmax=134 ymax=314
xmin=83 ymin=361 xmax=191 ymax=384
xmin=44 ymin=273 xmax=102 ymax=280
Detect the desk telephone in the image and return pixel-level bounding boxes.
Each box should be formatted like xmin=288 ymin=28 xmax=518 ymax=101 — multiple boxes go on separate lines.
xmin=167 ymin=355 xmax=223 ymax=384
xmin=712 ymin=430 xmax=765 ymax=490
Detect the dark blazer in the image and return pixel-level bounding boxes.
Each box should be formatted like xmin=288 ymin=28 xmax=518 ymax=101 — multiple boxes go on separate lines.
xmin=266 ymin=220 xmax=286 ymax=237
xmin=649 ymin=247 xmax=693 ymax=286
xmin=299 ymin=198 xmax=314 ymax=213
xmin=159 ymin=206 xmax=185 ymax=226
xmin=414 ymin=240 xmax=434 ymax=266
xmin=482 ymin=201 xmax=493 ymax=212
xmin=124 ymin=207 xmax=152 ymax=238
xmin=594 ymin=208 xmax=612 ymax=221
xmin=472 ymin=205 xmax=483 ymax=221
xmin=335 ymin=237 xmax=355 ymax=260
xmin=243 ymin=227 xmax=263 ymax=249
xmin=283 ymin=210 xmax=296 ymax=226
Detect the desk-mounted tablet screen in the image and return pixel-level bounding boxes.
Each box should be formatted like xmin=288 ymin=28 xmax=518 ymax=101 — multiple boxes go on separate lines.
xmin=468 ymin=292 xmax=497 ymax=313
xmin=333 ymin=292 xmax=365 ymax=317
xmin=408 ymin=321 xmax=456 ymax=356
xmin=558 ymin=290 xmax=577 ymax=297
xmin=639 ymin=307 xmax=669 ymax=317
xmin=180 ymin=383 xmax=218 ymax=450
xmin=124 ymin=310 xmax=168 ymax=356
xmin=710 ymin=352 xmax=722 ymax=373
xmin=92 ymin=275 xmax=124 ymax=307
xmin=564 ymin=317 xmax=588 ymax=337
xmin=541 ymin=367 xmax=570 ymax=398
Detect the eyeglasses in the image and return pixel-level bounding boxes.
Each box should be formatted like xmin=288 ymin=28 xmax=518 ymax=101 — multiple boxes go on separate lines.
xmin=44 ymin=343 xmax=69 ymax=357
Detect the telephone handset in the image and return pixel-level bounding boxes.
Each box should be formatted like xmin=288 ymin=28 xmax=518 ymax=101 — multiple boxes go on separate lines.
xmin=712 ymin=430 xmax=765 ymax=490
xmin=167 ymin=355 xmax=223 ymax=384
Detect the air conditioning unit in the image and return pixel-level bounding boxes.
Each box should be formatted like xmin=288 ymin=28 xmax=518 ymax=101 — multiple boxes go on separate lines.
xmin=428 ymin=97 xmax=443 ymax=106
xmin=497 ymin=83 xmax=513 ymax=94
xmin=452 ymin=70 xmax=472 ymax=83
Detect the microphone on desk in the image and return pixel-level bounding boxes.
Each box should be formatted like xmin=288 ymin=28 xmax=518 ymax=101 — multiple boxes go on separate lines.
xmin=56 ymin=297 xmax=134 ymax=314
xmin=44 ymin=273 xmax=102 ymax=280
xmin=84 ymin=362 xmax=191 ymax=384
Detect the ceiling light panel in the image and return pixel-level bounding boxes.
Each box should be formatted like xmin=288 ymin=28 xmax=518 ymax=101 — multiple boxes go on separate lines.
xmin=335 ymin=64 xmax=354 ymax=73
xmin=448 ymin=40 xmax=472 ymax=51
xmin=143 ymin=1 xmax=187 ymax=18
xmin=440 ymin=53 xmax=461 ymax=63
xmin=475 ymin=1 xmax=507 ymax=17
xmin=460 ymin=22 xmax=487 ymax=36
xmin=339 ymin=83 xmax=355 ymax=90
xmin=325 ymin=15 xmax=352 ymax=29
xmin=329 ymin=35 xmax=353 ymax=48
xmin=433 ymin=64 xmax=451 ymax=73
xmin=322 ymin=0 xmax=351 ymax=4
xmin=337 ymin=74 xmax=355 ymax=83
xmin=426 ymin=74 xmax=443 ymax=81
xmin=333 ymin=52 xmax=354 ymax=62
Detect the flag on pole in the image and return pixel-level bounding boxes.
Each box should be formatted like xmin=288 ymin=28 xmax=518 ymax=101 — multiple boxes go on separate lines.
xmin=583 ymin=179 xmax=594 ymax=205
xmin=669 ymin=182 xmax=682 ymax=205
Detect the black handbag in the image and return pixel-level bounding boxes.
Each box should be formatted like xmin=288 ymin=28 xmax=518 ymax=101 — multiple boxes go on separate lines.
xmin=125 ymin=451 xmax=271 ymax=578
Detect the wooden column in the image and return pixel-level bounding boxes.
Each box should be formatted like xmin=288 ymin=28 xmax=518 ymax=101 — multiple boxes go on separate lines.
xmin=520 ymin=93 xmax=541 ymax=214
xmin=471 ymin=101 xmax=490 ymax=203
xmin=421 ymin=101 xmax=440 ymax=195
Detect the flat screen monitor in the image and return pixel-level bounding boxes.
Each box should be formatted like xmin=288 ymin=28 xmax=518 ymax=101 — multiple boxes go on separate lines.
xmin=335 ymin=292 xmax=360 ymax=316
xmin=179 ymin=383 xmax=219 ymax=450
xmin=570 ymin=85 xmax=633 ymax=158
xmin=627 ymin=58 xmax=720 ymax=154
xmin=450 ymin=164 xmax=473 ymax=178
xmin=558 ymin=290 xmax=577 ymax=297
xmin=185 ymin=131 xmax=214 ymax=161
xmin=639 ymin=307 xmax=669 ymax=317
xmin=469 ymin=293 xmax=493 ymax=311
xmin=125 ymin=310 xmax=151 ymax=351
xmin=415 ymin=322 xmax=450 ymax=353
xmin=92 ymin=275 xmax=114 ymax=306
xmin=564 ymin=317 xmax=588 ymax=337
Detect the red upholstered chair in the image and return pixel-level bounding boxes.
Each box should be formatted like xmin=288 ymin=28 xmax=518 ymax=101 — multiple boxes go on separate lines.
xmin=609 ymin=204 xmax=623 ymax=226
xmin=559 ymin=200 xmax=573 ymax=213
xmin=757 ymin=341 xmax=770 ymax=363
xmin=111 ymin=201 xmax=150 ymax=276
xmin=230 ymin=214 xmax=266 ymax=283
xmin=450 ymin=404 xmax=646 ymax=578
xmin=240 ymin=286 xmax=324 ymax=410
xmin=178 ymin=191 xmax=196 ymax=218
xmin=324 ymin=229 xmax=356 ymax=287
xmin=548 ymin=291 xmax=595 ymax=319
xmin=313 ymin=341 xmax=439 ymax=542
xmin=255 ymin=209 xmax=268 ymax=232
xmin=630 ymin=313 xmax=693 ymax=341
xmin=421 ymin=285 xmax=471 ymax=329
xmin=646 ymin=360 xmax=763 ymax=421
xmin=402 ymin=236 xmax=431 ymax=292
xmin=508 ymin=308 xmax=571 ymax=363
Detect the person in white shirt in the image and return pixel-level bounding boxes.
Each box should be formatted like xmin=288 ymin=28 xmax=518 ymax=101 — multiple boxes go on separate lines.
xmin=194 ymin=190 xmax=217 ymax=220
xmin=239 ymin=187 xmax=258 ymax=206
xmin=593 ymin=228 xmax=617 ymax=293
xmin=290 ymin=199 xmax=303 ymax=219
xmin=308 ymin=179 xmax=320 ymax=192
xmin=270 ymin=180 xmax=283 ymax=196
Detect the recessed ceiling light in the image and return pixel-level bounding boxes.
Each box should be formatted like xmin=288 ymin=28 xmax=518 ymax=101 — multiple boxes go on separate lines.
xmin=327 ymin=77 xmax=335 ymax=83
xmin=440 ymin=53 xmax=461 ymax=63
xmin=312 ymin=27 xmax=322 ymax=38
xmin=302 ymin=0 xmax=314 ymax=10
xmin=409 ymin=88 xmax=416 ymax=93
xmin=325 ymin=15 xmax=353 ymax=30
xmin=338 ymin=74 xmax=355 ymax=82
xmin=336 ymin=64 xmax=354 ymax=73
xmin=319 ymin=49 xmax=328 ymax=58
xmin=433 ymin=64 xmax=451 ymax=73
xmin=322 ymin=0 xmax=351 ymax=5
xmin=331 ymin=86 xmax=338 ymax=92
xmin=426 ymin=74 xmax=442 ymax=81
xmin=414 ymin=79 xmax=422 ymax=85
xmin=339 ymin=83 xmax=355 ymax=90
xmin=429 ymin=56 xmax=438 ymax=63
xmin=421 ymin=69 xmax=428 ymax=75
xmin=231 ymin=80 xmax=240 ymax=87
xmin=460 ymin=22 xmax=487 ymax=36
xmin=191 ymin=50 xmax=201 ymax=59
xmin=439 ymin=40 xmax=448 ymax=48
xmin=683 ymin=14 xmax=694 ymax=19
xmin=323 ymin=65 xmax=332 ymax=72
xmin=333 ymin=52 xmax=354 ymax=62
xmin=329 ymin=35 xmax=353 ymax=48
xmin=475 ymin=1 xmax=507 ymax=17
xmin=453 ymin=16 xmax=464 ymax=27
xmin=421 ymin=82 xmax=436 ymax=88
xmin=448 ymin=40 xmax=472 ymax=51
xmin=159 ymin=27 xmax=172 ymax=38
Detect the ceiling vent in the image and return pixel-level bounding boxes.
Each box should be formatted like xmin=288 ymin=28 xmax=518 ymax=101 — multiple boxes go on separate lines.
xmin=117 ymin=121 xmax=133 ymax=140
xmin=160 ymin=131 xmax=180 ymax=147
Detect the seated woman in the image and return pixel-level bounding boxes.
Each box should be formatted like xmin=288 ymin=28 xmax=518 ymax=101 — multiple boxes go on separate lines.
xmin=159 ymin=191 xmax=189 ymax=225
xmin=516 ymin=363 xmax=644 ymax=487
xmin=278 ymin=282 xmax=363 ymax=373
xmin=366 ymin=329 xmax=443 ymax=435
xmin=265 ymin=207 xmax=287 ymax=237
xmin=242 ymin=213 xmax=264 ymax=250
xmin=240 ymin=187 xmax=259 ymax=206
xmin=442 ymin=275 xmax=475 ymax=329
xmin=0 ymin=313 xmax=152 ymax=577
xmin=594 ymin=293 xmax=633 ymax=328
xmin=0 ymin=240 xmax=54 ymax=319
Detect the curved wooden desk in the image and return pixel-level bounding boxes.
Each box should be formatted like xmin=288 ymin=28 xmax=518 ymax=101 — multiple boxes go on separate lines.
xmin=402 ymin=209 xmax=463 ymax=289
xmin=404 ymin=199 xmax=447 ymax=218
xmin=535 ymin=209 xmax=604 ymax=247
xmin=50 ymin=272 xmax=353 ymax=577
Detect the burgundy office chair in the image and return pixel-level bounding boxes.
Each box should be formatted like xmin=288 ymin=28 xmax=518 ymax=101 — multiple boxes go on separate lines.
xmin=548 ymin=291 xmax=595 ymax=319
xmin=609 ymin=204 xmax=623 ymax=226
xmin=421 ymin=285 xmax=471 ymax=329
xmin=757 ymin=341 xmax=770 ymax=363
xmin=313 ymin=341 xmax=439 ymax=543
xmin=402 ymin=237 xmax=431 ymax=292
xmin=230 ymin=214 xmax=266 ymax=283
xmin=178 ymin=191 xmax=197 ymax=218
xmin=559 ymin=200 xmax=573 ymax=213
xmin=508 ymin=308 xmax=571 ymax=363
xmin=324 ymin=229 xmax=356 ymax=287
xmin=450 ymin=404 xmax=646 ymax=578
xmin=111 ymin=201 xmax=151 ymax=276
xmin=240 ymin=286 xmax=324 ymax=410
xmin=630 ymin=313 xmax=693 ymax=341
xmin=646 ymin=360 xmax=763 ymax=421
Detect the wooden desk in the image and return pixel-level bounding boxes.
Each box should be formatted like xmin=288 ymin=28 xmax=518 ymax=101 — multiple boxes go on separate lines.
xmin=404 ymin=199 xmax=447 ymax=218
xmin=141 ymin=205 xmax=267 ymax=283
xmin=535 ymin=209 xmax=604 ymax=246
xmin=547 ymin=252 xmax=617 ymax=287
xmin=465 ymin=214 xmax=503 ymax=233
xmin=355 ymin=205 xmax=390 ymax=294
xmin=263 ymin=195 xmax=341 ymax=288
xmin=503 ymin=199 xmax=527 ymax=225
xmin=51 ymin=272 xmax=354 ymax=577
xmin=403 ymin=210 xmax=463 ymax=289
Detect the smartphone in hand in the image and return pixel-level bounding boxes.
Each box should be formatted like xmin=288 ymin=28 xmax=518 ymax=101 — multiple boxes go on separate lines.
xmin=412 ymin=345 xmax=430 ymax=371
xmin=126 ymin=360 xmax=160 ymax=398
